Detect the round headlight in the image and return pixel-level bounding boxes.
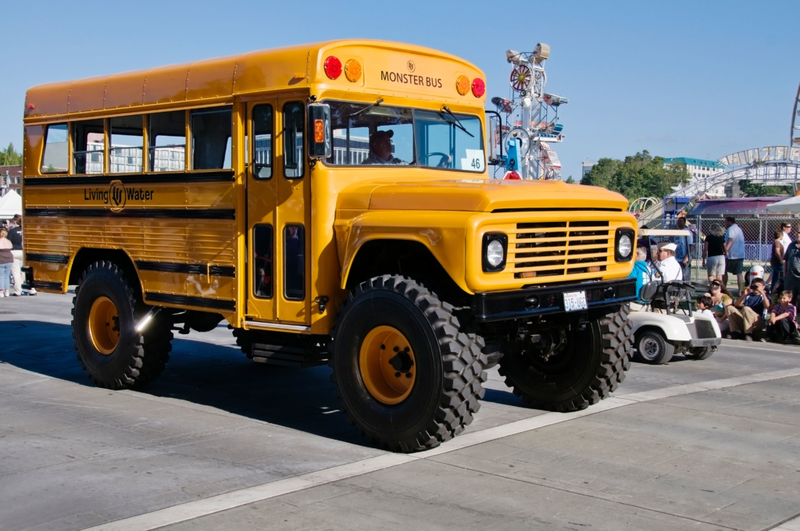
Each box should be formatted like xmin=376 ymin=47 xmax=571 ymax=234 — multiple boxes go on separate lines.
xmin=487 ymin=239 xmax=505 ymax=267
xmin=618 ymin=233 xmax=632 ymax=259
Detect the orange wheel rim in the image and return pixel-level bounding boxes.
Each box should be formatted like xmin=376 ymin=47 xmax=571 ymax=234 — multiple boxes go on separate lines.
xmin=88 ymin=296 xmax=120 ymax=355
xmin=359 ymin=325 xmax=416 ymax=405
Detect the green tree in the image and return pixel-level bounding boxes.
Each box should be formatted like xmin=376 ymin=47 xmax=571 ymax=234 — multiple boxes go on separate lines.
xmin=0 ymin=143 xmax=22 ymax=165
xmin=580 ymin=150 xmax=689 ymax=200
xmin=564 ymin=175 xmax=575 ymax=184
xmin=738 ymin=180 xmax=792 ymax=197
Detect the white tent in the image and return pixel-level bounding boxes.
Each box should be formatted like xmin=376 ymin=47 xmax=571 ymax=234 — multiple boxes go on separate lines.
xmin=0 ymin=190 xmax=22 ymax=219
xmin=766 ymin=195 xmax=800 ymax=215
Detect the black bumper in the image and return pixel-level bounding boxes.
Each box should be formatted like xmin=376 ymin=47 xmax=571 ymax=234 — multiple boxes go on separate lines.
xmin=472 ymin=278 xmax=637 ymax=323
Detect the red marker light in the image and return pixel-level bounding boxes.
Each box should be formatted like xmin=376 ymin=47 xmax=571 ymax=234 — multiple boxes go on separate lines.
xmin=27 ymin=104 xmax=35 ymax=110
xmin=503 ymin=170 xmax=522 ymax=180
xmin=471 ymin=78 xmax=485 ymax=98
xmin=324 ymin=56 xmax=342 ymax=80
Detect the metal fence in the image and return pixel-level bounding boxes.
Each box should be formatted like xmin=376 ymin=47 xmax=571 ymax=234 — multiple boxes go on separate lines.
xmin=654 ymin=215 xmax=796 ymax=284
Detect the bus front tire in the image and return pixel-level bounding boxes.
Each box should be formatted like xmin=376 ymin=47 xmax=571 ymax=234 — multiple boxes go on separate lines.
xmin=72 ymin=261 xmax=172 ymax=389
xmin=498 ymin=305 xmax=633 ymax=412
xmin=330 ymin=275 xmax=487 ymax=453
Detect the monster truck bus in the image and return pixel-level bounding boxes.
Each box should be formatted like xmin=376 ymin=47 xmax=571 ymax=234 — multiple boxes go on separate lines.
xmin=21 ymin=40 xmax=637 ymax=452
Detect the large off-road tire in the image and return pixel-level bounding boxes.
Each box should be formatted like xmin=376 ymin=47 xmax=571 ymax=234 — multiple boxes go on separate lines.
xmin=635 ymin=329 xmax=675 ymax=365
xmin=498 ymin=304 xmax=633 ymax=412
xmin=330 ymin=275 xmax=487 ymax=453
xmin=72 ymin=261 xmax=172 ymax=389
xmin=686 ymin=346 xmax=714 ymax=360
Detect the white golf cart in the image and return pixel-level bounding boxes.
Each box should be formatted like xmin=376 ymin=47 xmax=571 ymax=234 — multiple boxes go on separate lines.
xmin=628 ymin=229 xmax=722 ymax=364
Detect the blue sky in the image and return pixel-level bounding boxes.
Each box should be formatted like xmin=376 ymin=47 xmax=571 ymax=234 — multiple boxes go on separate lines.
xmin=1 ymin=0 xmax=795 ymax=179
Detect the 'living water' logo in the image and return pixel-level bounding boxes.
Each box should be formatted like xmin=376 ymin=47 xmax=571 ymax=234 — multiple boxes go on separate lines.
xmin=110 ymin=180 xmax=126 ymax=212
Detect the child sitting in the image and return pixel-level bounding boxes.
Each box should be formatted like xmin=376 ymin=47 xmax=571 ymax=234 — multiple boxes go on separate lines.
xmin=695 ymin=294 xmax=714 ymax=317
xmin=767 ymin=290 xmax=799 ymax=344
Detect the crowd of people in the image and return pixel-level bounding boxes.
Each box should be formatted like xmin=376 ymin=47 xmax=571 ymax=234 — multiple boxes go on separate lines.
xmin=630 ymin=214 xmax=800 ymax=344
xmin=0 ymin=214 xmax=36 ymax=298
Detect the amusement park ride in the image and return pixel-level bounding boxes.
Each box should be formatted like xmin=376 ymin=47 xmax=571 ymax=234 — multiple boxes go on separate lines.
xmin=488 ymin=43 xmax=568 ymax=180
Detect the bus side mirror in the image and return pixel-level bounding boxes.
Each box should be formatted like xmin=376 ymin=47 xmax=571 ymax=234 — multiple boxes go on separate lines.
xmin=485 ymin=110 xmax=503 ymax=166
xmin=308 ymin=103 xmax=331 ymax=160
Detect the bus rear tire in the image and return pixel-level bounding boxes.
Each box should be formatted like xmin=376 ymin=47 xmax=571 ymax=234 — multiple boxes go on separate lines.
xmin=498 ymin=305 xmax=633 ymax=412
xmin=330 ymin=275 xmax=487 ymax=452
xmin=72 ymin=261 xmax=172 ymax=389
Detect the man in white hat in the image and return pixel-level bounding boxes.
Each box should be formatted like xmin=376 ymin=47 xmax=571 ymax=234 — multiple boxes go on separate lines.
xmin=656 ymin=242 xmax=683 ymax=283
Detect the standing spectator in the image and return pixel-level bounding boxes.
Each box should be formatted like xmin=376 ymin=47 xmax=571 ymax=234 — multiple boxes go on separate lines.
xmin=723 ymin=216 xmax=746 ymax=294
xmin=769 ymin=230 xmax=785 ymax=294
xmin=7 ymin=215 xmax=36 ymax=297
xmin=703 ymin=223 xmax=726 ymax=284
xmin=0 ymin=227 xmax=12 ymax=297
xmin=784 ymin=227 xmax=800 ymax=305
xmin=724 ymin=278 xmax=771 ymax=341
xmin=673 ymin=216 xmax=694 ymax=281
xmin=767 ymin=290 xmax=798 ymax=344
xmin=780 ymin=222 xmax=793 ymax=254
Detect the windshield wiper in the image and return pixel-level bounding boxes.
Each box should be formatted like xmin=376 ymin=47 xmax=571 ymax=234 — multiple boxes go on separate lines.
xmin=346 ymin=98 xmax=384 ymax=118
xmin=440 ymin=106 xmax=474 ymax=137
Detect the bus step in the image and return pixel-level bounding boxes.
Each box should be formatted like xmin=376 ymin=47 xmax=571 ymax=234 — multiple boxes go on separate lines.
xmin=251 ymin=343 xmax=328 ymax=368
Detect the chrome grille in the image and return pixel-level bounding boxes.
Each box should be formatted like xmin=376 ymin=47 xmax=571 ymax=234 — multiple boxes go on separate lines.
xmin=513 ymin=221 xmax=611 ymax=279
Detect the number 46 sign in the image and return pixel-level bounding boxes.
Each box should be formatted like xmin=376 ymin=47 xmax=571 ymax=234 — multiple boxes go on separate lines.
xmin=460 ymin=149 xmax=485 ymax=172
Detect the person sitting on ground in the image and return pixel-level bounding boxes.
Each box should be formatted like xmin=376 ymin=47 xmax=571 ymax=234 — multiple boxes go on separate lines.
xmin=707 ymin=280 xmax=733 ymax=336
xmin=361 ymin=130 xmax=407 ymax=165
xmin=695 ymin=294 xmax=714 ymax=317
xmin=654 ymin=242 xmax=683 ymax=283
xmin=629 ymin=247 xmax=653 ymax=303
xmin=724 ymin=278 xmax=771 ymax=341
xmin=767 ymin=290 xmax=799 ymax=344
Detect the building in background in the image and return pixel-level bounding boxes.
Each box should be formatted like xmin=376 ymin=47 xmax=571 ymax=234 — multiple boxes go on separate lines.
xmin=664 ymin=157 xmax=726 ymax=197
xmin=0 ymin=165 xmax=22 ymax=196
xmin=581 ymin=158 xmax=595 ymax=180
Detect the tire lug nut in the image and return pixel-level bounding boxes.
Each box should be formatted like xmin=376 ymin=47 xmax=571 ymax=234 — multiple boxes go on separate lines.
xmin=405 ymin=372 xmax=412 ymax=378
xmin=395 ymin=372 xmax=401 ymax=378
xmin=393 ymin=346 xmax=399 ymax=352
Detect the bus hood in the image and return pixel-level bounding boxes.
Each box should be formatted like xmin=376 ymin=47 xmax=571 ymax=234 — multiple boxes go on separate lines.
xmin=338 ymin=179 xmax=629 ymax=212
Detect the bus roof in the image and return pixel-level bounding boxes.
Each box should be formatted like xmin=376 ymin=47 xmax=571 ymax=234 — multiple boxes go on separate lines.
xmin=24 ymin=40 xmax=486 ymax=122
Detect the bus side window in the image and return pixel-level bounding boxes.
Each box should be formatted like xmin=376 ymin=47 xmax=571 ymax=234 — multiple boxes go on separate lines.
xmin=72 ymin=119 xmax=105 ymax=174
xmin=283 ymin=102 xmax=304 ymax=178
xmin=253 ymin=224 xmax=274 ymax=299
xmin=284 ymin=225 xmax=305 ymax=300
xmin=252 ymin=104 xmax=273 ymax=179
xmin=191 ymin=107 xmax=232 ymax=170
xmin=41 ymin=123 xmax=68 ymax=173
xmin=110 ymin=115 xmax=143 ymax=173
xmin=149 ymin=111 xmax=186 ymax=172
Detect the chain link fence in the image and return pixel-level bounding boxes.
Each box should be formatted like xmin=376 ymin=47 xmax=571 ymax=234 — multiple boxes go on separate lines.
xmin=652 ymin=215 xmax=796 ymax=288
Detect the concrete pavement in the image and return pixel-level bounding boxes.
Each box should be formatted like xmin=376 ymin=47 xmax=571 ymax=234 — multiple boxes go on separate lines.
xmin=1 ymin=293 xmax=800 ymax=530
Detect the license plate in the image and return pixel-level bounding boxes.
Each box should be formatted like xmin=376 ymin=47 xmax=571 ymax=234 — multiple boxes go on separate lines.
xmin=563 ymin=291 xmax=588 ymax=312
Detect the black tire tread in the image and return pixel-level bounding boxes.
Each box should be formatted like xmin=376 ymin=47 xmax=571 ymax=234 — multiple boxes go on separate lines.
xmin=72 ymin=261 xmax=172 ymax=389
xmin=329 ymin=274 xmax=487 ymax=453
xmin=498 ymin=304 xmax=634 ymax=413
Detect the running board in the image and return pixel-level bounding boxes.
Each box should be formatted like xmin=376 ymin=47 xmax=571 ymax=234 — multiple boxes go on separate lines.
xmin=250 ymin=342 xmax=328 ymax=368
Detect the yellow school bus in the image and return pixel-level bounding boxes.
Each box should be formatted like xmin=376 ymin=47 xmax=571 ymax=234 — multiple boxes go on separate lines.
xmin=23 ymin=40 xmax=637 ymax=452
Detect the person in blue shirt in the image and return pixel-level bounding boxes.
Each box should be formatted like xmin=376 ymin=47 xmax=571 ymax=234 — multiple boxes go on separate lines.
xmin=673 ymin=216 xmax=694 ymax=281
xmin=724 ymin=278 xmax=771 ymax=341
xmin=629 ymin=247 xmax=653 ymax=303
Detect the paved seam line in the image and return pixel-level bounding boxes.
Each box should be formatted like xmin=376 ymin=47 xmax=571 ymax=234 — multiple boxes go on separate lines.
xmin=82 ymin=367 xmax=800 ymax=531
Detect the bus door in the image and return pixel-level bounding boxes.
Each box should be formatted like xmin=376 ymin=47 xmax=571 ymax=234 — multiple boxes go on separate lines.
xmin=245 ymin=98 xmax=310 ymax=326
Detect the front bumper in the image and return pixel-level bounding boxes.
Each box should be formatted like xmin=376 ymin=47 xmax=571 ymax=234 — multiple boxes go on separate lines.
xmin=472 ymin=277 xmax=636 ymax=323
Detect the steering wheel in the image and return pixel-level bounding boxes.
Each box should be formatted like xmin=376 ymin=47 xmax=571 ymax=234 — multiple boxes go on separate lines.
xmin=424 ymin=152 xmax=452 ymax=168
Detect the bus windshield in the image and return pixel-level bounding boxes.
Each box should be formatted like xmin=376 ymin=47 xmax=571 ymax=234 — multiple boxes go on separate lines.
xmin=324 ymin=100 xmax=485 ymax=172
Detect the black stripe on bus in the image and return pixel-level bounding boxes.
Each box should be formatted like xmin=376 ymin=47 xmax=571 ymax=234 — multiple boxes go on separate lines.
xmin=27 ymin=253 xmax=70 ymax=264
xmin=24 ymin=208 xmax=235 ymax=220
xmin=145 ymin=292 xmax=235 ymax=311
xmin=136 ymin=261 xmax=235 ymax=277
xmin=24 ymin=171 xmax=235 ymax=186
xmin=33 ymin=280 xmax=64 ymax=291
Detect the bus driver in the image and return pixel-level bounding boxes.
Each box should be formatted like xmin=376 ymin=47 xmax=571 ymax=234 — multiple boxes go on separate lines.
xmin=362 ymin=130 xmax=407 ymax=165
